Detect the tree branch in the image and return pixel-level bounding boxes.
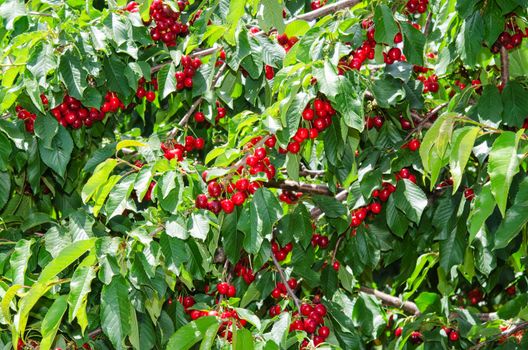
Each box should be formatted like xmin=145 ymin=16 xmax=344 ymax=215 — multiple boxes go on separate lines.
xmin=359 ymin=286 xmax=421 ymax=315
xmin=469 ymin=321 xmax=528 ymax=350
xmin=293 ymin=0 xmax=362 ymax=22
xmin=271 ymin=253 xmax=301 ymax=312
xmin=310 ymin=190 xmax=349 ymax=219
xmin=500 ymin=46 xmax=509 ymax=87
xmin=264 ymin=180 xmax=336 ymax=195
xmin=406 ymin=102 xmax=448 ymax=140
xmin=166 ymin=63 xmax=228 ymax=138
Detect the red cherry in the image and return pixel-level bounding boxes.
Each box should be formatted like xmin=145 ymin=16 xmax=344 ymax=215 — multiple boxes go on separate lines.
xmin=449 ymin=330 xmax=459 ymax=341
xmin=271 ymin=288 xmax=281 ymax=298
xmin=246 ymin=155 xmax=258 ymax=167
xmin=145 ymin=91 xmax=156 ymax=102
xmin=394 ymin=32 xmax=403 ymax=43
xmin=395 ymin=327 xmax=403 ymax=337
xmin=318 ymin=326 xmax=330 ymax=338
xmin=254 ymin=147 xmax=267 ymax=160
xmin=332 ymin=261 xmax=340 ymax=271
xmin=301 ymin=303 xmax=313 ymax=316
xmin=287 ymin=278 xmax=297 ymax=289
xmin=190 ymin=310 xmax=201 ymax=320
xmin=464 ymin=188 xmax=475 ymax=200
xmin=265 ymin=135 xmax=277 ymax=148
xmin=221 ymin=199 xmax=235 ymax=214
xmin=284 ymin=242 xmax=293 ymax=252
xmin=303 ymin=319 xmax=317 ymax=334
xmin=399 ymin=168 xmax=410 ymax=179
xmin=232 ymin=192 xmax=246 ymax=206
xmin=275 ymin=250 xmax=286 ymax=261
xmin=227 ymin=285 xmax=236 ymax=297
xmin=318 ymin=236 xmax=329 ymax=248
xmin=195 ymin=194 xmax=208 ymax=209
xmin=388 ymin=47 xmax=402 ymax=61
xmin=217 ymin=282 xmax=229 ymax=295
xmin=182 ymin=296 xmax=195 ymax=308
xmin=410 ymin=331 xmax=423 ymax=344
xmin=370 ymin=202 xmax=382 ymax=214
xmin=302 ymin=108 xmax=315 ymax=121
xmin=309 ymin=128 xmax=319 ymax=139
xmin=287 ymin=141 xmax=300 ymax=154
xmin=314 ymin=303 xmax=327 ymax=316
xmin=194 ymin=137 xmax=205 ymax=150
xmin=207 ymin=181 xmax=222 ymax=197
xmin=408 ymin=139 xmax=420 ymax=151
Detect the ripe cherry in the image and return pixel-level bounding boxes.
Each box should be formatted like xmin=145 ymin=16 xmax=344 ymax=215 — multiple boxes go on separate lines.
xmin=410 ymin=331 xmax=423 ymax=344
xmin=221 ymin=199 xmax=235 ymax=214
xmin=464 ymin=188 xmax=475 ymax=200
xmin=195 ymin=137 xmax=205 ymax=150
xmin=408 ymin=139 xmax=421 ymax=151
xmin=314 ymin=303 xmax=327 ymax=316
xmin=388 ymin=47 xmax=402 ymax=61
xmin=318 ymin=235 xmax=329 ymax=248
xmin=395 ymin=327 xmax=403 ymax=337
xmin=333 ymin=261 xmax=340 ymax=271
xmin=287 ymin=278 xmax=297 ymax=289
xmin=302 ymin=108 xmax=314 ymax=121
xmin=145 ymin=91 xmax=156 ymax=102
xmin=195 ymin=194 xmax=208 ymax=209
xmin=194 ymin=111 xmax=205 ymax=122
xmin=265 ymin=135 xmax=277 ymax=148
xmin=287 ymin=141 xmax=300 ymax=154
xmin=449 ymin=330 xmax=459 ymax=341
xmin=217 ymin=282 xmax=229 ymax=295
xmin=318 ymin=326 xmax=330 ymax=338
xmin=370 ymin=202 xmax=382 ymax=214
xmin=301 ymin=303 xmax=313 ymax=316
xmin=394 ymin=32 xmax=403 ymax=43
xmin=207 ymin=181 xmax=222 ymax=197
xmin=227 ymin=285 xmax=236 ymax=297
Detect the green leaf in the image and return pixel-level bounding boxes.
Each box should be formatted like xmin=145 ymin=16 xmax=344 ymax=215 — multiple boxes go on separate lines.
xmin=373 ymin=4 xmax=398 ymax=44
xmin=260 ymin=0 xmax=284 ymax=34
xmin=449 ymin=126 xmax=480 ymax=192
xmin=27 ymin=42 xmax=57 ymax=83
xmin=67 ymin=266 xmax=96 ymax=333
xmin=284 ymin=20 xmax=310 ymax=37
xmin=332 ymin=75 xmax=364 ymax=132
xmin=414 ymin=292 xmax=441 ymax=314
xmin=157 ymin=63 xmax=177 ymax=99
xmin=266 ymin=312 xmax=290 ymax=346
xmin=160 ymin=233 xmax=187 ymax=274
xmin=488 ymin=130 xmax=522 ymax=216
xmin=501 ymin=81 xmax=528 ymax=127
xmin=386 ymin=195 xmax=408 ymax=237
xmin=101 ymin=275 xmax=131 ymax=350
xmin=103 ymin=55 xmax=132 ymax=98
xmin=456 ymin=12 xmax=483 ymax=67
xmin=352 ymin=293 xmax=385 ymax=339
xmin=312 ymin=194 xmax=347 ymax=218
xmin=439 ymin=223 xmax=466 ymax=273
xmin=38 ymin=127 xmax=73 ymax=178
xmin=105 ymin=174 xmax=135 ymax=219
xmin=394 ymin=180 xmax=428 ymax=223
xmin=9 ymin=239 xmax=33 ymax=285
xmin=40 ymin=296 xmax=68 ymax=350
xmin=83 ymin=143 xmax=117 ymax=172
xmin=189 ymin=213 xmax=210 ymax=241
xmin=400 ymin=22 xmax=425 ymax=66
xmin=58 ymin=53 xmax=87 ymax=101
xmin=468 ymin=183 xmax=495 ymax=241
xmin=116 ymin=140 xmax=146 ymax=151
xmin=404 ymin=253 xmax=438 ymax=299
xmin=246 ymin=188 xmax=282 ymax=254
xmin=0 ymin=0 xmax=26 ymax=30
xmin=0 ymin=284 xmax=22 ymax=325
xmin=82 ymin=159 xmax=118 ymax=203
xmin=477 ymin=85 xmax=503 ymax=125
xmin=0 ymin=171 xmax=10 ymax=210
xmin=233 ymin=328 xmax=254 ymax=350
xmin=199 ymin=322 xmax=220 ymax=350
xmin=166 ymin=317 xmax=219 ymax=350
xmin=372 ymin=76 xmax=404 ymax=108
xmin=497 ymin=293 xmax=528 ymax=319
xmin=34 ymin=114 xmax=59 ymax=148
xmin=494 ymin=177 xmax=528 ymax=249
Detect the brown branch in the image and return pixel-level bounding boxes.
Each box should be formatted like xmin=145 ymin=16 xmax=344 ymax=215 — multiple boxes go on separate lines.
xmin=292 ymin=0 xmax=361 ymax=22
xmin=359 ymin=286 xmax=421 ymax=316
xmin=264 ymin=180 xmax=336 ymax=195
xmin=500 ymin=46 xmax=509 ymax=87
xmin=88 ymin=327 xmax=103 ymax=339
xmin=406 ymin=102 xmax=449 ymax=141
xmin=166 ymin=63 xmax=228 ymax=138
xmin=423 ymin=12 xmax=433 ymax=36
xmin=271 ymin=253 xmax=301 ymax=312
xmin=331 ymin=234 xmax=345 ymax=264
xmin=469 ymin=321 xmax=528 ymax=350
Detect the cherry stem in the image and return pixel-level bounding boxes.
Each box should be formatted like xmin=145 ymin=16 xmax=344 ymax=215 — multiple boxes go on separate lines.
xmin=500 ymin=46 xmax=509 ymax=87
xmin=330 ymin=234 xmax=344 ymax=264
xmin=271 ymin=252 xmax=301 ymax=312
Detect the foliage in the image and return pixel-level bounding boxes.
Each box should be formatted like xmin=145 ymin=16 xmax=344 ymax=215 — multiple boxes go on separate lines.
xmin=0 ymin=0 xmax=528 ymax=349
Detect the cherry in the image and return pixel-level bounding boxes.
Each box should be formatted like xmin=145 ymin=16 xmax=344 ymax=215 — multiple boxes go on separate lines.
xmin=194 ymin=111 xmax=205 ymax=122
xmin=394 ymin=32 xmax=403 ymax=43
xmin=182 ymin=296 xmax=195 ymax=308
xmin=246 ymin=155 xmax=259 ymax=167
xmin=410 ymin=331 xmax=423 ymax=344
xmin=395 ymin=327 xmax=403 ymax=337
xmin=303 ymin=318 xmax=317 ymax=333
xmin=287 ymin=278 xmax=297 ymax=289
xmin=309 ymin=128 xmax=319 ymax=139
xmin=399 ymin=168 xmax=410 ymax=179
xmin=208 ymin=200 xmax=222 ymax=215
xmin=302 ymin=108 xmax=314 ymax=121
xmin=287 ymin=141 xmax=300 ymax=154
xmin=190 ymin=310 xmax=201 ymax=320
xmin=265 ymin=65 xmax=274 ymax=80
xmin=464 ymin=188 xmax=475 ymax=200
xmin=318 ymin=235 xmax=329 ymax=248
xmin=221 ymin=199 xmax=235 ymax=214
xmin=449 ymin=330 xmax=459 ymax=341
xmin=275 ymin=250 xmax=286 ymax=261
xmin=227 ymin=285 xmax=236 ymax=297
xmin=506 ymin=285 xmax=516 ymax=295
xmin=265 ymin=135 xmax=277 ymax=148
xmin=195 ymin=194 xmax=208 ymax=209
xmin=271 ymin=288 xmax=281 ymax=298
xmin=217 ymin=282 xmax=229 ymax=295
xmin=194 ymin=137 xmax=205 ymax=150
xmin=313 ymin=336 xmax=324 ymax=346
xmin=370 ymin=202 xmax=382 ymax=214
xmin=373 ymin=116 xmax=384 ymax=129
xmin=388 ymin=47 xmax=402 ymax=61
xmin=332 ymin=261 xmax=340 ymax=271
xmin=318 ymin=326 xmax=330 ymax=338
xmin=400 ymin=117 xmax=412 ymax=130
xmin=146 ymin=91 xmax=156 ymax=102
xmin=207 ymin=181 xmax=222 ymax=197
xmin=284 ymin=242 xmax=293 ymax=252
xmin=314 ymin=303 xmax=327 ymax=316
xmin=254 ymin=147 xmax=267 ymax=160
xmin=301 ymin=303 xmax=313 ymax=316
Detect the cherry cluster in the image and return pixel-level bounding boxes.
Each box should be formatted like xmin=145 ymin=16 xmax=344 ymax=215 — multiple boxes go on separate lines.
xmin=490 ymin=21 xmax=527 ymax=53
xmin=383 ymin=47 xmax=404 ymax=65
xmin=372 ymin=181 xmax=397 ymax=202
xmin=405 ymin=0 xmax=429 ymax=14
xmin=365 ymin=115 xmax=384 ymax=130
xmin=395 ymin=168 xmax=417 ymax=183
xmin=149 ymin=0 xmax=189 ymax=47
xmin=234 ymin=259 xmax=256 ymax=285
xmin=349 ymin=201 xmax=382 ymax=227
xmin=124 ymin=1 xmax=138 ymax=12
xmin=51 ymin=94 xmax=108 ymax=129
xmin=339 ymin=20 xmax=376 ymax=71
xmin=271 ymin=241 xmax=293 ymax=262
xmin=402 ymin=138 xmax=421 ymax=152
xmin=467 ymin=287 xmax=484 ymax=305
xmin=216 ymin=282 xmax=237 ymax=297
xmin=194 ymin=102 xmax=227 ymax=124
xmin=15 ymin=105 xmax=38 ymax=133
xmin=292 ymin=301 xmax=330 ymax=347
xmin=161 ymin=136 xmax=205 ymax=161
xmin=175 ymin=55 xmax=202 ymax=90
xmin=271 ymin=278 xmax=297 ymax=299
xmin=217 ymin=309 xmax=247 ymax=342
xmin=136 ymin=77 xmax=158 ymax=102
xmin=278 ymin=190 xmax=302 ymax=204
xmin=311 ymin=234 xmax=329 ymax=249
xmin=418 ymin=74 xmax=439 ymax=93
xmin=276 ymin=33 xmax=298 ymax=52
xmin=215 ymin=49 xmax=227 ymax=67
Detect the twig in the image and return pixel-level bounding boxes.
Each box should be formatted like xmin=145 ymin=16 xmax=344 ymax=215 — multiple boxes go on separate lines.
xmin=271 ymin=253 xmax=301 ymax=312
xmin=423 ymin=12 xmax=433 ymax=36
xmin=406 ymin=102 xmax=449 ymax=141
xmin=166 ymin=63 xmax=228 ymax=138
xmin=331 ymin=234 xmax=344 ymax=264
xmin=359 ymin=286 xmax=421 ymax=316
xmin=88 ymin=328 xmax=103 ymax=339
xmin=500 ymin=46 xmax=509 ymax=87
xmin=469 ymin=321 xmax=528 ymax=350
xmin=264 ymin=180 xmax=336 ymax=195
